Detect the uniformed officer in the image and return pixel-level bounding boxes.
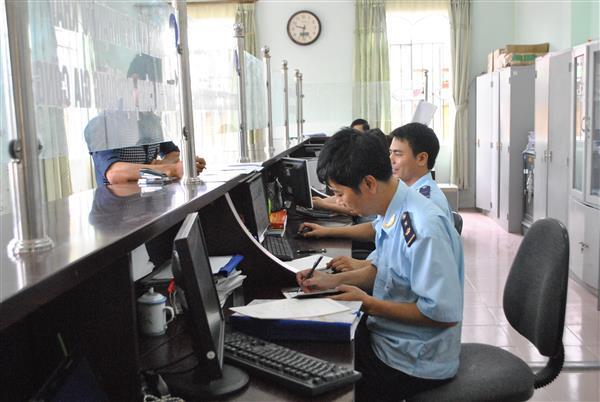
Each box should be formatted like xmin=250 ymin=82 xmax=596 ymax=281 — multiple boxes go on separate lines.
xmin=296 ymin=129 xmax=464 ymax=402
xmin=299 ymin=122 xmax=453 ymax=272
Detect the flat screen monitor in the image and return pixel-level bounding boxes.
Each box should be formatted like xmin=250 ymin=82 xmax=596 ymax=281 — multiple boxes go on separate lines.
xmin=247 ymin=173 xmax=270 ymax=243
xmin=168 ymin=213 xmax=248 ymax=399
xmin=279 ymin=157 xmax=313 ymax=209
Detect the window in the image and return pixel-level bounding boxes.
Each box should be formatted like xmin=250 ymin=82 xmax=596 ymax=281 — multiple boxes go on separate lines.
xmin=187 ymin=4 xmax=240 ymax=165
xmin=387 ymin=9 xmax=454 ymax=143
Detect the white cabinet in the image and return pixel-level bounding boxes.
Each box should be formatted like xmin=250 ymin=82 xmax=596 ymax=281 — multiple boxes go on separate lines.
xmin=476 ymin=66 xmax=535 ymax=233
xmin=568 ymin=198 xmax=600 ymax=292
xmin=569 ymin=41 xmax=600 ymax=292
xmin=533 ymin=51 xmax=571 ymax=225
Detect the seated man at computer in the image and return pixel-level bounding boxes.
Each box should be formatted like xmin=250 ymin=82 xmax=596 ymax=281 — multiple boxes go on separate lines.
xmin=300 ymin=122 xmax=452 ymax=272
xmin=311 ymin=127 xmax=388 ymax=219
xmin=295 ymin=129 xmax=464 ymax=402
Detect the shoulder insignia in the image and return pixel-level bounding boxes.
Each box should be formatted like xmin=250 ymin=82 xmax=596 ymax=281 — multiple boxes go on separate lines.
xmin=401 ymin=212 xmax=416 ymax=247
xmin=383 ymin=213 xmax=396 ymax=229
xmin=419 ymin=185 xmax=431 ymax=198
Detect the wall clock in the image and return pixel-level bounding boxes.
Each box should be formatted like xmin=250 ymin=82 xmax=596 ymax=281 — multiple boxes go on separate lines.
xmin=287 ymin=10 xmax=321 ymax=46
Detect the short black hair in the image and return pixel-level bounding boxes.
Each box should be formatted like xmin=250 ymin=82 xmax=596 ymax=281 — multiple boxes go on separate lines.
xmin=317 ymin=128 xmax=392 ymax=192
xmin=390 ymin=123 xmax=440 ymax=170
xmin=350 ymin=118 xmax=370 ymax=131
xmin=365 ymin=128 xmax=391 ymax=148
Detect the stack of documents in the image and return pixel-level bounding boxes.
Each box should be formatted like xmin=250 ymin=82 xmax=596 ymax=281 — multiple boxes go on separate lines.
xmin=215 ymin=270 xmax=246 ymax=307
xmin=229 ymin=299 xmax=363 ymax=342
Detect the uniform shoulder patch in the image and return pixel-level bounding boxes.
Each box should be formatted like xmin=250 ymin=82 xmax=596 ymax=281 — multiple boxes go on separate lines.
xmin=401 ymin=212 xmax=417 ymax=247
xmin=419 ymin=185 xmax=431 ymax=198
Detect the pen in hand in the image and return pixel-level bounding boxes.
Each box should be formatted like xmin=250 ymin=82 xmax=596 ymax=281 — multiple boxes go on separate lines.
xmin=305 ymin=255 xmax=324 ymax=281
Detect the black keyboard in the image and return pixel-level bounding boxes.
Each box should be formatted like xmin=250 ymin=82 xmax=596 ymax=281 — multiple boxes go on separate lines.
xmin=224 ymin=331 xmax=361 ymax=396
xmin=295 ymin=205 xmax=337 ymax=219
xmin=262 ymin=235 xmax=295 ymax=261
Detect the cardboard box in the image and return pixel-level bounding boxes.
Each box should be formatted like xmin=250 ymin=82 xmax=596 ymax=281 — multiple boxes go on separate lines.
xmin=499 ymin=43 xmax=549 ymax=68
xmin=505 ymin=43 xmax=549 ymax=53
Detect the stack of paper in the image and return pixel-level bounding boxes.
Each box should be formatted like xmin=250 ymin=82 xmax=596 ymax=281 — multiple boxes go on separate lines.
xmin=229 ymin=299 xmax=363 ymax=342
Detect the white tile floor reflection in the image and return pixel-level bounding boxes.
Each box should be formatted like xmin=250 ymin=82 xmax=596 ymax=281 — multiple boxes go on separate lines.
xmin=460 ymin=212 xmax=600 ymax=401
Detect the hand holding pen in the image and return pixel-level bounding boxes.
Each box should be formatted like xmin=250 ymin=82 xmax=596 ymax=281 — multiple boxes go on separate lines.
xmin=305 ymin=255 xmax=324 ymax=280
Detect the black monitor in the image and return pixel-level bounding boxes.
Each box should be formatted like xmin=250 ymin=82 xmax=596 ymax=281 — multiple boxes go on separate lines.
xmin=167 ymin=213 xmax=248 ymax=399
xmin=278 ymin=157 xmax=313 ymax=208
xmin=247 ymin=173 xmax=270 ymax=243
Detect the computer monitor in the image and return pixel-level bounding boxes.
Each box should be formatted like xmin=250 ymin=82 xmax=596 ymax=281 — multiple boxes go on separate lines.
xmin=167 ymin=213 xmax=248 ymax=399
xmin=278 ymin=157 xmax=313 ymax=208
xmin=247 ymin=173 xmax=270 ymax=243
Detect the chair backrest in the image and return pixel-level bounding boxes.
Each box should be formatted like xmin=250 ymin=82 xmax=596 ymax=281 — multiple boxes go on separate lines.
xmin=503 ymin=218 xmax=569 ymax=385
xmin=452 ymin=211 xmax=463 ymax=235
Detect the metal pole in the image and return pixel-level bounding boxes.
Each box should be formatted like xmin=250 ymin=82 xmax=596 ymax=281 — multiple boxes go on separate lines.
xmin=295 ymin=69 xmax=304 ymax=141
xmin=262 ymin=45 xmax=274 ymax=158
xmin=5 ymin=0 xmax=53 ymax=256
xmin=176 ymin=0 xmax=200 ymax=183
xmin=282 ymin=60 xmax=290 ymax=148
xmin=234 ymin=23 xmax=249 ymax=162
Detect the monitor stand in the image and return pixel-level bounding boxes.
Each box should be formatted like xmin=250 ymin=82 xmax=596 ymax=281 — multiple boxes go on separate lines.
xmin=164 ymin=364 xmax=249 ymax=399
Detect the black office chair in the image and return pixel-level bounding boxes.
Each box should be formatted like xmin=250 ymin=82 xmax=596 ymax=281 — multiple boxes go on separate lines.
xmin=407 ymin=218 xmax=569 ymax=402
xmin=452 ymin=211 xmax=463 ymax=235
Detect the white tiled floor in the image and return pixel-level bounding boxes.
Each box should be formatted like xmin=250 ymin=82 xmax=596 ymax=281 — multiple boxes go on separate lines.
xmin=461 ymin=211 xmax=600 ymax=401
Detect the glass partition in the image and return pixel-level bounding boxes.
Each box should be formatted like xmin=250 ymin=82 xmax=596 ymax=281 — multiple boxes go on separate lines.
xmin=1 ymin=2 xmax=13 ymax=214
xmin=244 ymin=50 xmax=268 ymax=161
xmin=28 ymin=1 xmax=181 ymax=156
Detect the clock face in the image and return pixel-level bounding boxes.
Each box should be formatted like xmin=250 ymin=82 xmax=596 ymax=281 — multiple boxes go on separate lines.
xmin=287 ymin=11 xmax=321 ymax=46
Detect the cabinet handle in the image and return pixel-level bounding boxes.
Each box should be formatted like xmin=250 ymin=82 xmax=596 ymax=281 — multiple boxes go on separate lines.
xmin=578 ymin=241 xmax=589 ymax=252
xmin=548 ymin=150 xmax=552 ymax=162
xmin=581 ymin=116 xmax=590 ymax=133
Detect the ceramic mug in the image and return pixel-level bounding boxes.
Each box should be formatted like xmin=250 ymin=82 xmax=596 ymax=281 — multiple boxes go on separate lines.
xmin=137 ymin=287 xmax=175 ymax=336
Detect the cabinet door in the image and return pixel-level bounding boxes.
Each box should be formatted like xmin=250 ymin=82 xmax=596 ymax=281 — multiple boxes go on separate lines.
xmin=582 ymin=205 xmax=600 ymax=291
xmin=498 ymin=69 xmax=511 ymax=229
xmin=571 ymin=47 xmax=587 ymax=201
xmin=491 ymin=72 xmax=501 ymax=218
xmin=547 ymin=52 xmax=572 ymax=226
xmin=585 ymin=45 xmax=600 ymax=207
xmin=534 ymin=56 xmax=550 ymax=221
xmin=568 ymin=198 xmax=586 ymax=281
xmin=476 ymin=74 xmax=493 ymax=211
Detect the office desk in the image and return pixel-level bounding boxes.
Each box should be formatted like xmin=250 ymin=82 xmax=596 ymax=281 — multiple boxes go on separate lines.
xmin=0 ymin=140 xmax=352 ymax=401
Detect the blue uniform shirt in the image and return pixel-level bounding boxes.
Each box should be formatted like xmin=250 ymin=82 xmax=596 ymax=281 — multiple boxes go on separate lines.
xmin=367 ymin=173 xmax=453 ymax=262
xmin=412 ymin=172 xmax=453 ymax=223
xmin=367 ymin=180 xmax=464 ymax=380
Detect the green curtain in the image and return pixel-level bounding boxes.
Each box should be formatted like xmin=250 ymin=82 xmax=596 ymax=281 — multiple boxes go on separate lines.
xmin=448 ymin=0 xmax=471 ymax=189
xmin=236 ymin=3 xmax=257 ymax=57
xmin=353 ymin=0 xmax=391 ymax=133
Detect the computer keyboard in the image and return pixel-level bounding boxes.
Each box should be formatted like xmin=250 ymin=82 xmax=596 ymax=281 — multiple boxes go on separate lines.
xmin=295 ymin=205 xmax=337 ymax=219
xmin=224 ymin=331 xmax=361 ymax=396
xmin=262 ymin=235 xmax=295 ymax=261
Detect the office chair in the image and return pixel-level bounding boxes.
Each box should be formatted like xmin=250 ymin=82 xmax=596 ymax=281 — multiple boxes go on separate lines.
xmin=407 ymin=218 xmax=569 ymax=402
xmin=452 ymin=211 xmax=463 ymax=235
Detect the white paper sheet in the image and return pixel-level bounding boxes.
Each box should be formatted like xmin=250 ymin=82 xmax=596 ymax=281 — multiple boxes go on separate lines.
xmin=412 ymin=100 xmax=437 ymax=125
xmin=281 ymin=254 xmax=332 ymax=274
xmin=229 ymin=298 xmax=349 ymax=319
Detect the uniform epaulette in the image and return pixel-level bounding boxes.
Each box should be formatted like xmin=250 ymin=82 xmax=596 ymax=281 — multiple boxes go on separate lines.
xmin=419 ymin=185 xmax=431 ymax=198
xmin=401 ymin=212 xmax=416 ymax=247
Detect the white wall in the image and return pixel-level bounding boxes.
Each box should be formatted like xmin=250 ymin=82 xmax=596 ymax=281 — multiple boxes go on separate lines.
xmin=460 ymin=1 xmax=515 ymax=208
xmin=256 ymin=0 xmax=355 ymax=134
xmin=514 ymin=2 xmax=571 ymax=52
